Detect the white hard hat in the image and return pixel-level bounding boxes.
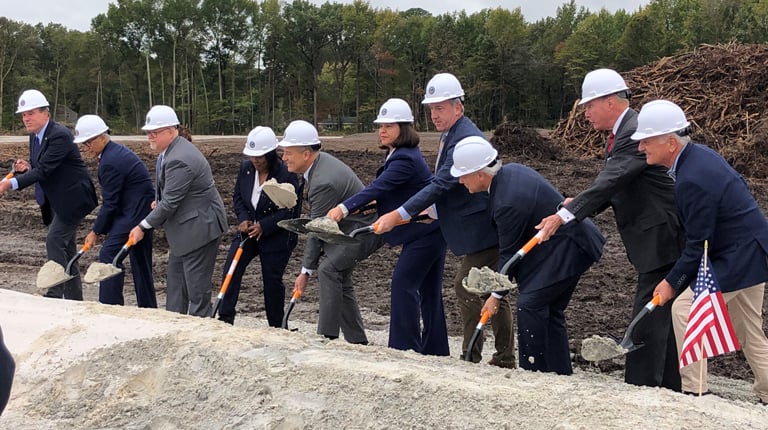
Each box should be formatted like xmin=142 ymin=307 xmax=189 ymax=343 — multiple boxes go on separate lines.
xmin=631 ymin=100 xmax=691 ymax=141
xmin=16 ymin=89 xmax=50 ymax=113
xmin=73 ymin=115 xmax=109 ymax=144
xmin=243 ymin=126 xmax=278 ymax=156
xmin=450 ymin=136 xmax=498 ymax=177
xmin=141 ymin=105 xmax=180 ymax=131
xmin=374 ymin=98 xmax=414 ymax=123
xmin=277 ymin=120 xmax=320 ymax=147
xmin=578 ymin=68 xmax=630 ymax=105
xmin=422 ymin=73 xmax=465 ymax=104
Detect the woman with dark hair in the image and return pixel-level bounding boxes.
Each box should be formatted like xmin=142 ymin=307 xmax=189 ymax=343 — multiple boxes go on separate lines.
xmin=326 ymin=98 xmax=449 ymax=356
xmin=217 ymin=126 xmax=300 ymax=327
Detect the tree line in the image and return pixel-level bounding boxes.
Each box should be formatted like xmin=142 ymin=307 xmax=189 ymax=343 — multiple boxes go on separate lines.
xmin=1 ymin=0 xmax=767 ymax=135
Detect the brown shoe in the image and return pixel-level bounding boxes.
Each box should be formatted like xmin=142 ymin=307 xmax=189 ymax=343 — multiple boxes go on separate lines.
xmin=488 ymin=357 xmax=515 ymax=369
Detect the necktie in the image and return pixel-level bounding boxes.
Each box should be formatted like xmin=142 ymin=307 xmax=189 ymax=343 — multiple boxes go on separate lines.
xmin=606 ymin=132 xmax=615 ymax=154
xmin=155 ymin=152 xmax=164 ymax=202
xmin=32 ymin=136 xmax=45 ymax=206
xmin=434 ymin=133 xmax=446 ymax=171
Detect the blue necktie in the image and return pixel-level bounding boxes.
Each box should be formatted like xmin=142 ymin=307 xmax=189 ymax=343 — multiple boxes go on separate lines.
xmin=31 ymin=136 xmax=45 ymax=206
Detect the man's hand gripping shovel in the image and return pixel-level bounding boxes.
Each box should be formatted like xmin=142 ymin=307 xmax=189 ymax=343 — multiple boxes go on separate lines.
xmin=462 ymin=232 xmax=542 ymax=362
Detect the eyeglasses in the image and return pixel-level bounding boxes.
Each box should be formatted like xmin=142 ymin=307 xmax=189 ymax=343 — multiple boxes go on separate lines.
xmin=82 ymin=136 xmax=99 ymax=148
xmin=146 ymin=127 xmax=171 ymax=138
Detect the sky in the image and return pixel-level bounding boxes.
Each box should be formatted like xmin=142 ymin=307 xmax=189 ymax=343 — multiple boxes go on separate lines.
xmin=5 ymin=0 xmax=651 ymax=32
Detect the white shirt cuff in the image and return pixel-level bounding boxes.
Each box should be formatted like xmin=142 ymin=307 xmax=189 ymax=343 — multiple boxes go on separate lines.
xmin=10 ymin=178 xmax=18 ymax=190
xmin=140 ymin=219 xmax=152 ymax=230
xmin=491 ymin=292 xmax=504 ymax=299
xmin=556 ymin=207 xmax=575 ymax=224
xmin=338 ymin=204 xmax=349 ymax=217
xmin=301 ymin=267 xmax=314 ymax=276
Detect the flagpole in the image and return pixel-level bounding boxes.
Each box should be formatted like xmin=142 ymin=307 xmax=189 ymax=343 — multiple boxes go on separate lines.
xmin=697 ymin=240 xmax=708 ymax=396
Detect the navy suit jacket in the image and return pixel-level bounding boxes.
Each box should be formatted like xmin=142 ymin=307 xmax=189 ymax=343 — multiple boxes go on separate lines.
xmin=491 ymin=164 xmax=604 ymax=292
xmin=565 ymin=109 xmax=683 ymax=273
xmin=665 ymin=143 xmax=768 ymax=293
xmin=341 ymin=146 xmax=440 ymax=246
xmin=401 ymin=116 xmax=497 ymax=256
xmin=92 ymin=141 xmax=154 ymax=235
xmin=232 ymin=159 xmax=299 ymax=252
xmin=15 ymin=120 xmax=97 ymax=225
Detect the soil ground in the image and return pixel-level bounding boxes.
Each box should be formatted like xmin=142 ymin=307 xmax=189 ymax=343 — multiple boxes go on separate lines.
xmin=1 ymin=132 xmax=766 ymax=383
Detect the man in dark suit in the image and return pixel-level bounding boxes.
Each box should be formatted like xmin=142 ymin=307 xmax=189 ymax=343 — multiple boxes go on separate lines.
xmin=451 ymin=136 xmax=604 ymax=375
xmin=279 ymin=120 xmax=382 ymax=344
xmin=636 ymin=100 xmax=768 ymax=403
xmin=375 ymin=73 xmax=514 ymax=368
xmin=0 ymin=89 xmax=98 ymax=300
xmin=129 ymin=105 xmax=227 ymax=317
xmin=0 ymin=324 xmax=13 ymax=415
xmin=75 ymin=115 xmax=156 ymax=308
xmin=537 ymin=69 xmax=684 ymax=390
xmin=217 ymin=126 xmax=300 ymax=327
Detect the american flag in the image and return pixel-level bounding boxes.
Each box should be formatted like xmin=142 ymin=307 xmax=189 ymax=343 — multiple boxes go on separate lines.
xmin=679 ymin=257 xmax=740 ymax=368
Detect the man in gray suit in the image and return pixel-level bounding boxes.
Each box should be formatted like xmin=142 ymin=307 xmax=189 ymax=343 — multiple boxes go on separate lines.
xmin=129 ymin=105 xmax=227 ymax=317
xmin=279 ymin=120 xmax=382 ymax=344
xmin=536 ymin=69 xmax=684 ymax=390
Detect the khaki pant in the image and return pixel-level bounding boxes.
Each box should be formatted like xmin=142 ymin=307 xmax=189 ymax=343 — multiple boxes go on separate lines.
xmin=454 ymin=247 xmax=515 ymax=365
xmin=672 ymin=282 xmax=768 ymax=401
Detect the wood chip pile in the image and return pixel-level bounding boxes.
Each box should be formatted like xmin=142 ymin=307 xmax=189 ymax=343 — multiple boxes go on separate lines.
xmin=491 ymin=121 xmax=561 ymax=161
xmin=550 ymin=43 xmax=768 ymax=177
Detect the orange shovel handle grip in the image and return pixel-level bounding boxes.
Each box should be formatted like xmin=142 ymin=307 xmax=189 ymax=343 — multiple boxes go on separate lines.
xmin=3 ymin=172 xmax=13 ymax=180
xmin=479 ymin=310 xmax=490 ymax=325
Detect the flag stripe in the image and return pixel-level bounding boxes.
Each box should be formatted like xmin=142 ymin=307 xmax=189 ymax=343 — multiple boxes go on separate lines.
xmin=679 ymin=257 xmax=741 ymax=369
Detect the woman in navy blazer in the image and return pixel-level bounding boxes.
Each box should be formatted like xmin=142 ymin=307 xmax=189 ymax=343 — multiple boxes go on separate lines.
xmin=218 ymin=127 xmax=300 ymax=327
xmin=327 ymin=99 xmax=449 ymax=356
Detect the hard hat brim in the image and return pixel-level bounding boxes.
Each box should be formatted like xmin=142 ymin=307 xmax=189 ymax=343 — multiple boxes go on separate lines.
xmin=243 ymin=147 xmax=275 ymax=157
xmin=16 ymin=104 xmax=49 ymax=114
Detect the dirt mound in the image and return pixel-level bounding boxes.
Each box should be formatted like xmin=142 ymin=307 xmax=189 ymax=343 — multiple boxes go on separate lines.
xmin=491 ymin=121 xmax=561 ymax=161
xmin=551 ymin=43 xmax=768 ymax=177
xmin=3 ymin=289 xmax=767 ymax=428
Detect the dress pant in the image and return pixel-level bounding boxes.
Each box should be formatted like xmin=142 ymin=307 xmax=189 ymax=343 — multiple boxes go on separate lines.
xmin=0 ymin=325 xmax=14 ymax=415
xmin=624 ymin=265 xmax=681 ymax=390
xmin=317 ymin=233 xmax=382 ymax=344
xmin=166 ymin=237 xmax=221 ymax=317
xmin=218 ymin=233 xmax=292 ymax=328
xmin=673 ymin=282 xmax=768 ymax=401
xmin=454 ymin=246 xmax=515 ymax=366
xmin=98 ymin=230 xmax=156 ymax=308
xmin=389 ymin=229 xmax=449 ymax=356
xmin=517 ymin=275 xmax=579 ymax=375
xmin=43 ymin=212 xmax=83 ymax=300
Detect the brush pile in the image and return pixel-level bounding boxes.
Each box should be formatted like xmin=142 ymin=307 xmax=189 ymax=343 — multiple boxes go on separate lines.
xmin=551 ymin=43 xmax=768 ymax=177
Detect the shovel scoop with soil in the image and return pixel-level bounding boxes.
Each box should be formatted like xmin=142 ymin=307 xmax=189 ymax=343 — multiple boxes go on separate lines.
xmin=36 ymin=243 xmax=90 ymax=290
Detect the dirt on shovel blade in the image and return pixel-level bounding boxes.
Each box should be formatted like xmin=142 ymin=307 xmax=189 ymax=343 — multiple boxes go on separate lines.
xmin=580 ymin=335 xmax=628 ymax=362
xmin=83 ymin=263 xmax=122 ymax=284
xmin=462 ymin=266 xmax=516 ymax=296
xmin=305 ymin=217 xmax=344 ymax=235
xmin=36 ymin=261 xmax=72 ymax=290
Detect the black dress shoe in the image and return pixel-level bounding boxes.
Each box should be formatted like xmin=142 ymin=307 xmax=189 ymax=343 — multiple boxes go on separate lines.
xmin=682 ymin=390 xmax=712 ymax=396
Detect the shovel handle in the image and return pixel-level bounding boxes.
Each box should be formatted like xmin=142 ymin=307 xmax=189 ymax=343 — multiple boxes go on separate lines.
xmin=290 ymin=289 xmax=301 ymax=301
xmin=3 ymin=171 xmax=13 ymax=180
xmin=81 ymin=242 xmax=91 ymax=253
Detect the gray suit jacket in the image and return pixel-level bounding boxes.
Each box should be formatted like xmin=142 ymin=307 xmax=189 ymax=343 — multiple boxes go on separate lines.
xmin=565 ymin=109 xmax=683 ymax=273
xmin=302 ymin=152 xmax=378 ymax=270
xmin=146 ymin=136 xmax=227 ymax=256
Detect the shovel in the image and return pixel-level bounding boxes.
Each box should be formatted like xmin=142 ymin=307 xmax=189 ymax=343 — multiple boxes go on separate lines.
xmin=281 ymin=288 xmax=302 ymax=330
xmin=348 ymin=213 xmax=432 ymax=238
xmin=613 ymin=295 xmax=662 ymax=353
xmin=464 ymin=231 xmax=543 ymax=362
xmin=83 ymin=238 xmax=134 ymax=283
xmin=278 ymin=218 xmax=359 ymax=245
xmin=464 ymin=310 xmax=490 ymax=362
xmin=211 ymin=236 xmax=250 ymax=319
xmin=36 ymin=242 xmax=91 ymax=290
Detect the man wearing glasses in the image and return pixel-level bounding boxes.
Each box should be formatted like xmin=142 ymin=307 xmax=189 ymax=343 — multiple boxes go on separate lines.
xmin=76 ymin=115 xmax=157 ymax=308
xmin=0 ymin=89 xmax=97 ymax=300
xmin=129 ymin=105 xmax=227 ymax=317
